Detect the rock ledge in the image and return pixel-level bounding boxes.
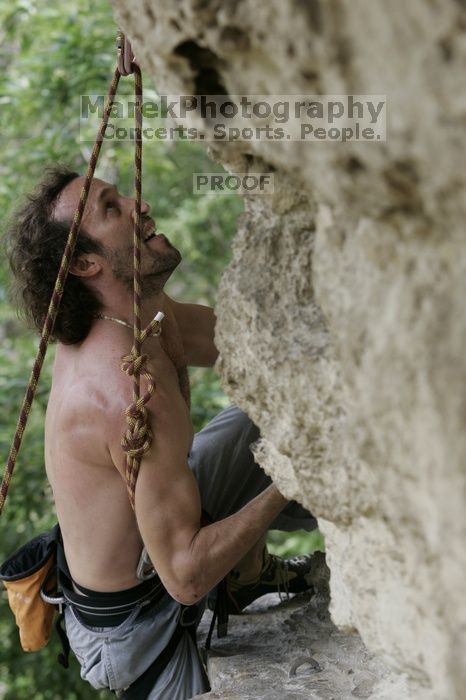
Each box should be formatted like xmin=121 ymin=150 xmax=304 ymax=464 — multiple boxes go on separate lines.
xmin=195 ymin=594 xmax=412 ymax=700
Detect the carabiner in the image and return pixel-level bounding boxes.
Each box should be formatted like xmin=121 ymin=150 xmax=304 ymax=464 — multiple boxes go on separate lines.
xmin=116 ymin=30 xmax=135 ymax=76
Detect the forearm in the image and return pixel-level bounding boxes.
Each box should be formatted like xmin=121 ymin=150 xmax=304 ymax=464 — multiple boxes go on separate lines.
xmin=133 ymin=432 xmax=288 ymax=605
xmin=184 ymin=484 xmax=288 ymax=602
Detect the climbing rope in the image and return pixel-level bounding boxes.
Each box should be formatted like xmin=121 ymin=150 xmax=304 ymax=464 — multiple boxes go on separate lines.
xmin=0 ymin=36 xmax=155 ymax=514
xmin=116 ymin=61 xmax=158 ymax=508
xmin=120 ymin=311 xmax=164 ymax=507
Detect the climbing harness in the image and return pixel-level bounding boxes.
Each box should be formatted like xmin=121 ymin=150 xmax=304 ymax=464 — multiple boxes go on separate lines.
xmin=0 ymin=32 xmax=157 ymax=514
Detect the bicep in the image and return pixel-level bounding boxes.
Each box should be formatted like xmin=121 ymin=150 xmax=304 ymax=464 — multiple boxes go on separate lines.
xmin=106 ymin=350 xmax=202 ymax=600
xmin=133 ymin=399 xmax=202 ymax=600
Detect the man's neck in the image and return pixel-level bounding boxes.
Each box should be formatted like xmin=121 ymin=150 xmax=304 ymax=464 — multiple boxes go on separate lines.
xmin=100 ymin=285 xmax=167 ymax=331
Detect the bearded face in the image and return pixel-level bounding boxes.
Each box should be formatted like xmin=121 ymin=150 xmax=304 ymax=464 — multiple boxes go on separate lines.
xmin=105 ymin=233 xmax=182 ymax=296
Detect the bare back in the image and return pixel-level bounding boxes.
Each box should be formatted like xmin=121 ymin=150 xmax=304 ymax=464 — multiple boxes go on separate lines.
xmin=45 ymin=305 xmax=193 ymax=591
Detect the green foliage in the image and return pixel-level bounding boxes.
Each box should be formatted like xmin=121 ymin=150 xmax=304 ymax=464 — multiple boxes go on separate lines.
xmin=0 ymin=0 xmax=115 ymax=214
xmin=267 ymin=529 xmax=325 ymax=558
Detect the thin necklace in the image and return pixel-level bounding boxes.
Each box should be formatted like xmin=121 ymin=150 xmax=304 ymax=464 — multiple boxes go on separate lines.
xmin=96 ymin=313 xmax=164 ymax=336
xmin=97 ymin=313 xmax=133 ymax=330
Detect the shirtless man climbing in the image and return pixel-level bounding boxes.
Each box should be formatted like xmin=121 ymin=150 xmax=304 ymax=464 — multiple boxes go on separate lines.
xmin=7 ymin=166 xmax=321 ymax=699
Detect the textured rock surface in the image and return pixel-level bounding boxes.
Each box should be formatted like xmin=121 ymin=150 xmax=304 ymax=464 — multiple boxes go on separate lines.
xmin=194 ymin=594 xmax=410 ymax=700
xmin=112 ymin=1 xmax=466 ymax=698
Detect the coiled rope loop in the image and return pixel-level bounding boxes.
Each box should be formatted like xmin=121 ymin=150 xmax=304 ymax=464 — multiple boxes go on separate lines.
xmin=120 ymin=348 xmax=155 ymax=506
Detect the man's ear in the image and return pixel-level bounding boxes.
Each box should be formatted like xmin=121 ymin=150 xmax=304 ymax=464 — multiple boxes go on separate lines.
xmin=70 ymin=254 xmax=102 ymax=278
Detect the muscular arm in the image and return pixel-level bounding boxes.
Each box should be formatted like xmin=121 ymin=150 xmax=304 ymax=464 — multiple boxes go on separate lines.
xmin=163 ymin=293 xmax=218 ymax=368
xmin=137 ymin=463 xmax=287 ymax=605
xmin=128 ymin=352 xmax=287 ymax=604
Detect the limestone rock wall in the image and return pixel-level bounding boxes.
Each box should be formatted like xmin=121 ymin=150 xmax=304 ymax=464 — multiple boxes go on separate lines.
xmin=112 ymin=1 xmax=466 ymax=697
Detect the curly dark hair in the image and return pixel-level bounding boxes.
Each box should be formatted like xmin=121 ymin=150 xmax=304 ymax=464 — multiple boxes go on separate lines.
xmin=6 ymin=165 xmax=105 ymax=345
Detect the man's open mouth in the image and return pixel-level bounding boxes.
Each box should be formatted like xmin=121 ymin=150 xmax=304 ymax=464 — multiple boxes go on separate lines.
xmin=144 ymin=222 xmax=157 ymax=242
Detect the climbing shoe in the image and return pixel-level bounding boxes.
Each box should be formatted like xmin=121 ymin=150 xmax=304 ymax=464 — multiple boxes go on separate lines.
xmin=215 ymin=549 xmax=328 ymax=615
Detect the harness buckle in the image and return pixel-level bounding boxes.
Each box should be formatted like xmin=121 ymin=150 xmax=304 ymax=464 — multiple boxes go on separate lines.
xmin=179 ymin=604 xmax=200 ymax=628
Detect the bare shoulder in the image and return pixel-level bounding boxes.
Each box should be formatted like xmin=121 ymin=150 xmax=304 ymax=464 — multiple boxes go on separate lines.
xmin=46 ymin=337 xmax=125 ymax=474
xmin=94 ymin=329 xmax=194 ymax=479
xmin=48 ymin=322 xmax=193 ymax=481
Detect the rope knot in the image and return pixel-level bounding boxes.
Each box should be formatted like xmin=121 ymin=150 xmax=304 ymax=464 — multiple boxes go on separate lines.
xmin=121 ymin=352 xmax=148 ymax=377
xmin=120 ymin=345 xmax=157 ymax=509
xmin=121 ymin=404 xmax=152 ymax=460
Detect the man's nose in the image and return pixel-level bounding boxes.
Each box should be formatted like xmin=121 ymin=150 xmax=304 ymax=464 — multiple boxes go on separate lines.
xmin=131 ymin=199 xmax=150 ymax=221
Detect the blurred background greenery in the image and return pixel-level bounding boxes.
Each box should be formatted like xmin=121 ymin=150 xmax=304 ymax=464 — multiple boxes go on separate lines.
xmin=0 ymin=0 xmax=323 ymax=697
